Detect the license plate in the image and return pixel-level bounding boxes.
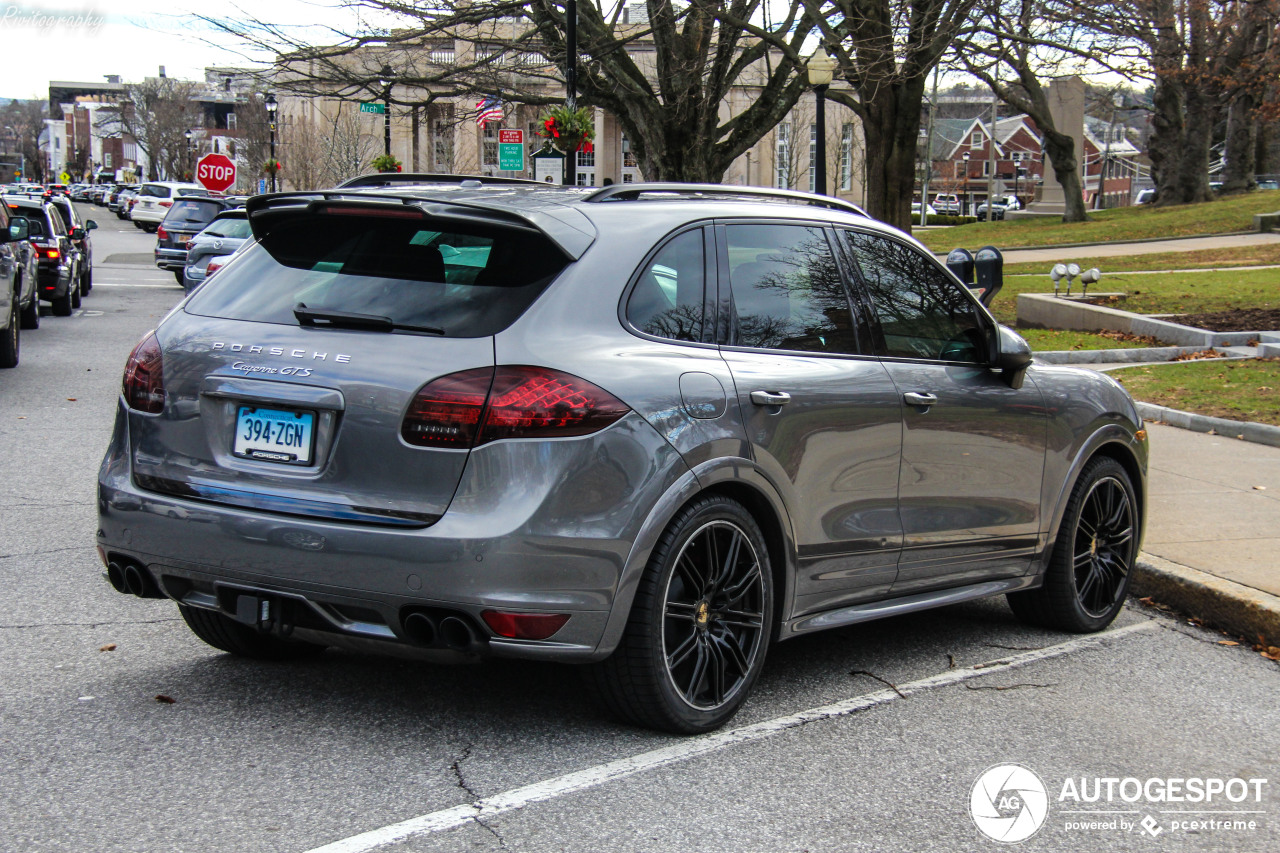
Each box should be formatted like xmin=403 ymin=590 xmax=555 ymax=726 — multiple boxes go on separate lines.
xmin=234 ymin=406 xmax=315 ymax=464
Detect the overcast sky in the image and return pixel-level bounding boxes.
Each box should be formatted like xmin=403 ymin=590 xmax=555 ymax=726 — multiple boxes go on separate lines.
xmin=1 ymin=0 xmax=377 ymax=100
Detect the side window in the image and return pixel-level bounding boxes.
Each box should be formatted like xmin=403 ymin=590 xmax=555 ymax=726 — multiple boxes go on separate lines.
xmin=626 ymin=229 xmax=705 ymax=342
xmin=727 ymin=223 xmax=857 ymax=354
xmin=844 ymin=230 xmax=986 ymax=363
xmin=46 ymin=209 xmax=65 ymax=237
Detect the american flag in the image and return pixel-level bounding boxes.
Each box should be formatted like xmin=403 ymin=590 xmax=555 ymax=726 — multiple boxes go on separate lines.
xmin=475 ymin=97 xmax=504 ymax=126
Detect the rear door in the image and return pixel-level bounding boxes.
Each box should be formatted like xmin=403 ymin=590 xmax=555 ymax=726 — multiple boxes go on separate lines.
xmin=714 ymin=221 xmax=904 ymax=614
xmin=840 ymin=229 xmax=1047 ymax=593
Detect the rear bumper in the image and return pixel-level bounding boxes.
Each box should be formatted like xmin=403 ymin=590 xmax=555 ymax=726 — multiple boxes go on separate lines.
xmin=37 ymin=266 xmax=72 ymax=298
xmin=155 ymin=248 xmax=186 ymax=271
xmin=97 ymin=400 xmax=689 ymax=662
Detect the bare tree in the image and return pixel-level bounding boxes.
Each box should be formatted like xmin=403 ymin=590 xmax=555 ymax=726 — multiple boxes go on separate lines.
xmin=204 ymin=1 xmax=818 ymax=184
xmin=100 ymin=78 xmax=204 ymax=180
xmin=1 ymin=100 xmax=50 ymax=182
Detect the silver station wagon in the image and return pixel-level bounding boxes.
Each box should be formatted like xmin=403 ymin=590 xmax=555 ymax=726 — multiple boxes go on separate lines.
xmin=98 ymin=178 xmax=1147 ymax=733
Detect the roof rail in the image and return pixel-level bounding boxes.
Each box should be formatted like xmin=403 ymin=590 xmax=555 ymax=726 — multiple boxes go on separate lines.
xmin=582 ymin=183 xmax=868 ymax=217
xmin=336 ymin=173 xmax=549 ymax=190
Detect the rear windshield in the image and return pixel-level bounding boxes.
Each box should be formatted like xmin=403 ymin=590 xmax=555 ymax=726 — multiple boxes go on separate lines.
xmin=164 ymin=199 xmax=223 ymax=226
xmin=184 ymin=212 xmax=570 ymax=338
xmin=201 ymin=217 xmax=251 ymax=238
xmin=140 ymin=184 xmax=172 ymax=198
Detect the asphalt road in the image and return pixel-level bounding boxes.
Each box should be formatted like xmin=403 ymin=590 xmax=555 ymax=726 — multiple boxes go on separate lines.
xmin=1 ymin=204 xmax=1277 ymax=853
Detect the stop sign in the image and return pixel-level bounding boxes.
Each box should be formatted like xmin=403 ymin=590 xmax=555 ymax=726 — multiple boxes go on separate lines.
xmin=195 ymin=153 xmax=237 ymax=193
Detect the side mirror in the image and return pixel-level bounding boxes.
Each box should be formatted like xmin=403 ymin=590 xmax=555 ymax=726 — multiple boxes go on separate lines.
xmin=996 ymin=325 xmax=1032 ymax=389
xmin=6 ymin=218 xmax=29 ymax=243
xmin=85 ymin=219 xmax=99 ymax=230
xmin=973 ymin=245 xmax=1004 ymax=308
xmin=70 ymin=227 xmax=86 ymax=241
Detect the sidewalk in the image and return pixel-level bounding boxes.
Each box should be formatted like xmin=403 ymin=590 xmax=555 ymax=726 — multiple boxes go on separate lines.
xmin=1133 ymin=423 xmax=1280 ymax=644
xmin=1000 ymin=232 xmax=1280 ymax=265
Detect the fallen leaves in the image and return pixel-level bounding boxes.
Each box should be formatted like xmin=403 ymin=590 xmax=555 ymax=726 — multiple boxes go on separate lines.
xmin=154 ymin=694 xmax=176 ymax=704
xmin=1260 ymin=647 xmax=1280 ymax=663
xmin=1218 ymin=640 xmax=1240 ymax=646
xmin=1172 ymin=348 xmax=1226 ymax=361
xmin=98 ymin=644 xmax=116 ymax=652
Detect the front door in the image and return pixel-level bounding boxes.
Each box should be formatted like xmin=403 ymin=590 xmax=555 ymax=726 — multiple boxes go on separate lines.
xmin=841 ymin=229 xmax=1047 ymax=594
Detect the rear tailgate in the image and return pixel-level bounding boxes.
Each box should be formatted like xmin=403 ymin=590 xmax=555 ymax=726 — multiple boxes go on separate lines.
xmin=130 ymin=197 xmax=574 ymax=526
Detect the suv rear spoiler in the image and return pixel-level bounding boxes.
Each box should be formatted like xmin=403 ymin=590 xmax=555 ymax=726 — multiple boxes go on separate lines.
xmin=246 ymin=191 xmax=597 ymax=260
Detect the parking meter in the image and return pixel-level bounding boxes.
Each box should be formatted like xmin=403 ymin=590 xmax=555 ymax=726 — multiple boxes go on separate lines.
xmin=946 ymin=248 xmax=975 ymax=287
xmin=973 ymin=245 xmax=1003 ymax=307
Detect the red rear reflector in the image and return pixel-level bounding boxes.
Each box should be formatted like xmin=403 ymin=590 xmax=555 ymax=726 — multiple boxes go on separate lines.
xmin=159 ymin=200 xmax=172 ymax=208
xmin=401 ymin=367 xmax=629 ymax=449
xmin=481 ymin=611 xmax=570 ymax=640
xmin=122 ymin=331 xmax=165 ymax=413
xmin=157 ymin=225 xmax=168 ymax=240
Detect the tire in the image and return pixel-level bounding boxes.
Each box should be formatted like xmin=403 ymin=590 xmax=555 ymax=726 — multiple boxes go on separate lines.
xmin=173 ymin=268 xmax=185 ymax=285
xmin=585 ymin=495 xmax=773 ymax=733
xmin=143 ymin=224 xmax=157 ymax=234
xmin=82 ymin=265 xmax=92 ymax=294
xmin=0 ymin=292 xmax=18 ymax=368
xmin=1008 ymin=457 xmax=1139 ymax=633
xmin=20 ymin=290 xmax=39 ymax=330
xmin=70 ymin=278 xmax=82 ymax=309
xmin=50 ymin=286 xmax=73 ymax=317
xmin=178 ymin=605 xmax=327 ymax=661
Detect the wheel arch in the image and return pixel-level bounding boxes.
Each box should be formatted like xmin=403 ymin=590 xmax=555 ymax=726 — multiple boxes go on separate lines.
xmin=1040 ymin=426 xmax=1148 ymax=578
xmin=591 ymin=459 xmax=798 ymax=660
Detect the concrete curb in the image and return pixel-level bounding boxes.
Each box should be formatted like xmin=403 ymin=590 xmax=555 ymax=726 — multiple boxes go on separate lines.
xmin=1133 ymin=553 xmax=1280 ymax=646
xmin=1135 ymin=402 xmax=1280 ymax=448
xmin=930 ymin=231 xmax=1255 ymax=256
xmin=1033 ymin=345 xmax=1240 ymax=365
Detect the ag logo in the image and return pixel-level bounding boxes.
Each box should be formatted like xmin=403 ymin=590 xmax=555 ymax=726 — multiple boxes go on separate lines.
xmin=970 ymin=764 xmax=1049 ymax=843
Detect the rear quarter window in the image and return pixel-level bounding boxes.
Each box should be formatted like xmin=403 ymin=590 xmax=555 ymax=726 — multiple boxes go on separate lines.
xmin=185 ymin=212 xmax=570 ymax=338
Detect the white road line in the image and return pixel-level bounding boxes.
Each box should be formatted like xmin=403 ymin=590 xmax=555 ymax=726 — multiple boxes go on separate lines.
xmin=92 ymin=283 xmax=179 ymax=289
xmin=304 ymin=620 xmax=1158 ymax=853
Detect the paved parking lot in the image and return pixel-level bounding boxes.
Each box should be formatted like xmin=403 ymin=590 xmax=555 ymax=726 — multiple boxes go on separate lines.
xmin=0 ymin=211 xmax=1276 ymax=853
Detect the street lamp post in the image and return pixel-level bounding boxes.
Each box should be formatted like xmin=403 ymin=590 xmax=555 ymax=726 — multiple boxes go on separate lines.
xmin=184 ymin=129 xmax=193 ymax=180
xmin=962 ymin=151 xmax=971 ymax=215
xmin=564 ymin=1 xmax=577 ymax=186
xmin=806 ymin=47 xmax=836 ymax=196
xmin=264 ymin=93 xmax=278 ymax=192
xmin=378 ymin=65 xmax=393 ymax=159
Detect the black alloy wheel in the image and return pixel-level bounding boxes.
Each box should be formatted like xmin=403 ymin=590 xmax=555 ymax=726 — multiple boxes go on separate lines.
xmin=1008 ymin=456 xmax=1138 ymax=632
xmin=586 ymin=495 xmax=773 ymax=733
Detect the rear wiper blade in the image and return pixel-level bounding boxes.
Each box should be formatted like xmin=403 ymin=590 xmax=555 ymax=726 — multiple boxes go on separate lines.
xmin=293 ymin=303 xmax=444 ymax=336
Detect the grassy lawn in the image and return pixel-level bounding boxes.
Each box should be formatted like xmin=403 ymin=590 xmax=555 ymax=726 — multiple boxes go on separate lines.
xmin=1003 ymin=242 xmax=1280 ymax=275
xmin=1109 ymin=360 xmax=1280 ymax=426
xmin=1020 ymin=329 xmax=1160 ymax=351
xmin=986 ymin=268 xmax=1280 ymax=326
xmin=915 ymin=190 xmax=1280 ymax=252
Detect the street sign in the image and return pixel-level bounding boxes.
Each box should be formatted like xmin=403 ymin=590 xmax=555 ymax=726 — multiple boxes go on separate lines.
xmin=196 ymin=152 xmax=237 ymax=193
xmin=498 ymin=129 xmax=524 ymax=172
xmin=360 ymin=102 xmax=386 ymax=114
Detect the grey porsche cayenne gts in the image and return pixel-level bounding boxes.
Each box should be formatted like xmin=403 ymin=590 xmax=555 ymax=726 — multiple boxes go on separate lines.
xmin=97 ymin=177 xmax=1147 ymax=733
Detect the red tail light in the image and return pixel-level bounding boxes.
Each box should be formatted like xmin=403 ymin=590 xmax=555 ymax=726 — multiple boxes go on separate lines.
xmin=205 ymin=259 xmax=225 ymax=276
xmin=159 ymin=200 xmax=173 ymax=208
xmin=33 ymin=245 xmax=59 ymax=260
xmin=157 ymin=225 xmax=168 ymax=240
xmin=122 ymin=331 xmax=165 ymax=413
xmin=401 ymin=366 xmax=629 ymax=449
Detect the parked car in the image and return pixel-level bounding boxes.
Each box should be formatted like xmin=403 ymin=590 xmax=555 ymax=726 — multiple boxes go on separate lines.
xmin=155 ymin=196 xmax=236 ymax=283
xmin=97 ymin=178 xmax=1148 ymax=734
xmin=932 ymin=193 xmax=961 ymax=215
xmin=107 ymin=184 xmax=137 ymax=212
xmin=0 ymin=203 xmax=34 ymax=367
xmin=975 ymin=200 xmax=1007 ymax=220
xmin=130 ymin=182 xmax=210 ymax=232
xmin=115 ymin=188 xmax=139 ymax=220
xmin=1134 ymin=188 xmax=1156 ymax=204
xmin=4 ymin=196 xmax=80 ymax=315
xmin=911 ymin=202 xmax=938 ymax=217
xmin=182 ymin=209 xmax=252 ymax=291
xmin=48 ymin=194 xmax=97 ymax=295
xmin=1257 ymin=179 xmax=1279 ymax=191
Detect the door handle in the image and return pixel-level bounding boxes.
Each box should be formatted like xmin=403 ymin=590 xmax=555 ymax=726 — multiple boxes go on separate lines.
xmin=750 ymin=391 xmax=792 ymax=407
xmin=903 ymin=392 xmax=938 ymax=408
